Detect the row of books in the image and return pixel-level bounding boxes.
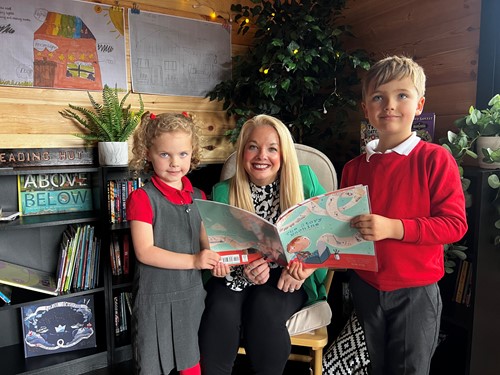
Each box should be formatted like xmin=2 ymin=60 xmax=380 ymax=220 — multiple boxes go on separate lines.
xmin=114 ymin=291 xmax=132 ymax=336
xmin=110 ymin=233 xmax=131 ymax=276
xmin=107 ymin=178 xmax=144 ymax=224
xmin=56 ymin=224 xmax=101 ymax=293
xmin=453 ymin=260 xmax=473 ymax=307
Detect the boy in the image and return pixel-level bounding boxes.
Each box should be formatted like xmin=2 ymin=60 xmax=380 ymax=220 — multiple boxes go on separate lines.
xmin=342 ymin=56 xmax=468 ymax=374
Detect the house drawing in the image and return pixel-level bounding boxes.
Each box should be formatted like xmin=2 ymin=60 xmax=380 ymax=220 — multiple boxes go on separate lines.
xmin=33 ymin=11 xmax=102 ymax=90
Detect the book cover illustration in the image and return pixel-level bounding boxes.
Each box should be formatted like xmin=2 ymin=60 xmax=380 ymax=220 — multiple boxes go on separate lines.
xmin=0 ymin=260 xmax=57 ymax=296
xmin=195 ymin=185 xmax=377 ymax=271
xmin=21 ymin=296 xmax=96 ymax=358
xmin=18 ymin=172 xmax=93 ymax=216
xmin=360 ymin=112 xmax=436 ymax=153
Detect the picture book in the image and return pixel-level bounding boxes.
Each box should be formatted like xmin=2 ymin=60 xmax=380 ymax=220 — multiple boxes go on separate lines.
xmin=195 ymin=185 xmax=378 ymax=271
xmin=360 ymin=112 xmax=436 ymax=153
xmin=0 ymin=211 xmax=21 ymax=221
xmin=0 ymin=260 xmax=58 ymax=296
xmin=21 ymin=295 xmax=96 ymax=358
xmin=18 ymin=172 xmax=94 ymax=216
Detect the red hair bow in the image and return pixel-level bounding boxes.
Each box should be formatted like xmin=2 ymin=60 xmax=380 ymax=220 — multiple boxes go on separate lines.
xmin=150 ymin=113 xmax=156 ymax=120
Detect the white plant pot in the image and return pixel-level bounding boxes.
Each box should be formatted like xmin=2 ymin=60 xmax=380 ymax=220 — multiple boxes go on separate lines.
xmin=98 ymin=142 xmax=129 ymax=166
xmin=476 ymin=136 xmax=500 ymax=169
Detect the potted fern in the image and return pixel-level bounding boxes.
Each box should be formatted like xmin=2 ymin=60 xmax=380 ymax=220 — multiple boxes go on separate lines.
xmin=60 ymin=85 xmax=145 ymax=166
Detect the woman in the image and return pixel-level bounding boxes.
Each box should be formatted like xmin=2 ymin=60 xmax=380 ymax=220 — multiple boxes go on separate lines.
xmin=199 ymin=115 xmax=328 ymax=375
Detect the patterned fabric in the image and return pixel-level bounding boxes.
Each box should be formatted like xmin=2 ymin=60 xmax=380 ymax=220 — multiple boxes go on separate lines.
xmin=225 ymin=179 xmax=280 ymax=291
xmin=322 ymin=312 xmax=370 ymax=375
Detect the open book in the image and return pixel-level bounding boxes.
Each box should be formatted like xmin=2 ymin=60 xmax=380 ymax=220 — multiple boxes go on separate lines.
xmin=195 ymin=184 xmax=377 ymax=271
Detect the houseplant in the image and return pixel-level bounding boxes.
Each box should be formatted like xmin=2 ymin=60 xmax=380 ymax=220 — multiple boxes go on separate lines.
xmin=60 ymin=85 xmax=145 ymax=166
xmin=451 ymin=93 xmax=500 ymax=169
xmin=206 ymin=0 xmax=371 ymax=146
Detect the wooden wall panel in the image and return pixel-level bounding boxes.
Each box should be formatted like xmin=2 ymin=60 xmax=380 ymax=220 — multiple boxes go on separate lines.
xmin=330 ymin=0 xmax=482 ymax=167
xmin=0 ymin=0 xmax=252 ymax=164
xmin=0 ymin=0 xmax=483 ymax=167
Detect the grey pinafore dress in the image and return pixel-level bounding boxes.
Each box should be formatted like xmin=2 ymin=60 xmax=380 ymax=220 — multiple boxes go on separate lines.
xmin=132 ymin=182 xmax=206 ymax=374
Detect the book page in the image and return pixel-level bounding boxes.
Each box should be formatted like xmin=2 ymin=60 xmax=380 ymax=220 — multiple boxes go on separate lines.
xmin=277 ymin=185 xmax=378 ymax=271
xmin=195 ymin=200 xmax=287 ymax=265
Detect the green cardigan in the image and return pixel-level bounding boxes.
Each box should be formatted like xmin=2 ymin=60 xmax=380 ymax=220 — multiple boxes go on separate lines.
xmin=211 ymin=165 xmax=328 ymax=306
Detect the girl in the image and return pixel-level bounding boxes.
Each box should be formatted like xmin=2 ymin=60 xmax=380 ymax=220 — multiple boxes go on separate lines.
xmin=127 ymin=112 xmax=225 ymax=375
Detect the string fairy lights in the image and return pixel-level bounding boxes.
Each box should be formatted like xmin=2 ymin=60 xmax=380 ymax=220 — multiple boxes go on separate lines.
xmin=190 ymin=0 xmax=232 ymax=22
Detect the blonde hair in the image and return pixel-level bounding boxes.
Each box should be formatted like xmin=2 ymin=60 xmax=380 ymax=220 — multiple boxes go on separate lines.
xmin=129 ymin=112 xmax=202 ymax=176
xmin=228 ymin=115 xmax=304 ymax=213
xmin=362 ymin=55 xmax=426 ymax=99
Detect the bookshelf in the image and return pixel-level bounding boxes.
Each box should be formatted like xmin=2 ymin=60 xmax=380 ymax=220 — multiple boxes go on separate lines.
xmin=98 ymin=166 xmax=139 ymax=367
xmin=0 ymin=166 xmax=108 ymax=375
xmin=431 ymin=167 xmax=500 ymax=375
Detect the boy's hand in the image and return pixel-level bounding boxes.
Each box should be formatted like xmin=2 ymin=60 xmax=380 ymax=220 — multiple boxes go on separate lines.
xmin=351 ymin=214 xmax=404 ymax=241
xmin=211 ymin=261 xmax=231 ymax=277
xmin=287 ymin=261 xmax=314 ymax=281
xmin=194 ymin=249 xmax=221 ymax=270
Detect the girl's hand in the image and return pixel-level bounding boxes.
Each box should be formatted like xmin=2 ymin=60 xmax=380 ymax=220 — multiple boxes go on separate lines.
xmin=278 ymin=268 xmax=305 ymax=293
xmin=194 ymin=249 xmax=221 ymax=270
xmin=211 ymin=261 xmax=231 ymax=277
xmin=244 ymin=257 xmax=270 ymax=284
xmin=287 ymin=261 xmax=314 ymax=281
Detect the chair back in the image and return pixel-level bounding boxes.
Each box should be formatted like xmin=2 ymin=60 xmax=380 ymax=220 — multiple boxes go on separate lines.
xmin=220 ymin=143 xmax=337 ymax=191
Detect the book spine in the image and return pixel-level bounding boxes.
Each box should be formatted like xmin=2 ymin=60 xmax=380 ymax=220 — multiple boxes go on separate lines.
xmin=66 ymin=226 xmax=82 ymax=292
xmin=114 ymin=295 xmax=120 ymax=335
xmin=114 ymin=235 xmax=122 ymax=275
xmin=455 ymin=260 xmax=469 ymax=303
xmin=0 ymin=284 xmax=12 ymax=304
xmin=122 ymin=233 xmax=130 ymax=275
xmin=121 ymin=180 xmax=128 ymax=223
xmin=109 ymin=180 xmax=115 ymax=224
xmin=94 ymin=238 xmax=101 ymax=287
xmin=109 ymin=235 xmax=117 ymax=276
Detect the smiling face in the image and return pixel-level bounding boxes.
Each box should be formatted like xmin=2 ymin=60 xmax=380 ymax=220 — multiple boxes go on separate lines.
xmin=362 ymin=77 xmax=425 ymax=150
xmin=146 ymin=130 xmax=193 ymax=190
xmin=242 ymin=124 xmax=282 ymax=186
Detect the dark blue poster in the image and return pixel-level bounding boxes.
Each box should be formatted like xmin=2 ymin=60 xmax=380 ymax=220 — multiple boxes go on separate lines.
xmin=21 ymin=295 xmax=96 ymax=357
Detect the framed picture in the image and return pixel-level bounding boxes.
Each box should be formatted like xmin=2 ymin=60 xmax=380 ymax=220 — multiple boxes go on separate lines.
xmin=21 ymin=295 xmax=96 ymax=358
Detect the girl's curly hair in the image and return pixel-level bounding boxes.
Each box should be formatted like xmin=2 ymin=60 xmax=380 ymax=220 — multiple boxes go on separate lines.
xmin=129 ymin=112 xmax=202 ymax=177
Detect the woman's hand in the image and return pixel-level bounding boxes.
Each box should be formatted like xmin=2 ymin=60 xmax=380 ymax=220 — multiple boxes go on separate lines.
xmin=287 ymin=261 xmax=315 ymax=281
xmin=211 ymin=261 xmax=231 ymax=277
xmin=278 ymin=268 xmax=305 ymax=293
xmin=244 ymin=257 xmax=270 ymax=284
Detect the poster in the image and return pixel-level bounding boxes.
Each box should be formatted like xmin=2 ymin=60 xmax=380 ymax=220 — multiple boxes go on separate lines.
xmin=18 ymin=172 xmax=94 ymax=216
xmin=129 ymin=10 xmax=231 ymax=97
xmin=0 ymin=0 xmax=127 ymax=90
xmin=21 ymin=295 xmax=96 ymax=357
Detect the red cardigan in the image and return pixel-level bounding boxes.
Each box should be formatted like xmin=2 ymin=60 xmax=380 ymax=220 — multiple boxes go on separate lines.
xmin=341 ymin=140 xmax=468 ymax=291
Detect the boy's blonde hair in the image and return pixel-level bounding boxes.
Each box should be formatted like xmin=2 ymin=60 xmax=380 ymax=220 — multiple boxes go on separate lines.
xmin=362 ymin=55 xmax=426 ymax=99
xmin=129 ymin=112 xmax=202 ymax=176
xmin=228 ymin=115 xmax=304 ymax=213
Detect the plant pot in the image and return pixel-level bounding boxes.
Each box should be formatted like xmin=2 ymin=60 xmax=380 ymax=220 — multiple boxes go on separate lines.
xmin=476 ymin=136 xmax=500 ymax=169
xmin=98 ymin=142 xmax=129 ymax=166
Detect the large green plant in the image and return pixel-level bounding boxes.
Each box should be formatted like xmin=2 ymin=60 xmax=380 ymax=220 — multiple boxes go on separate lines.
xmin=60 ymin=85 xmax=145 ymax=142
xmin=207 ymin=0 xmax=371 ymax=143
